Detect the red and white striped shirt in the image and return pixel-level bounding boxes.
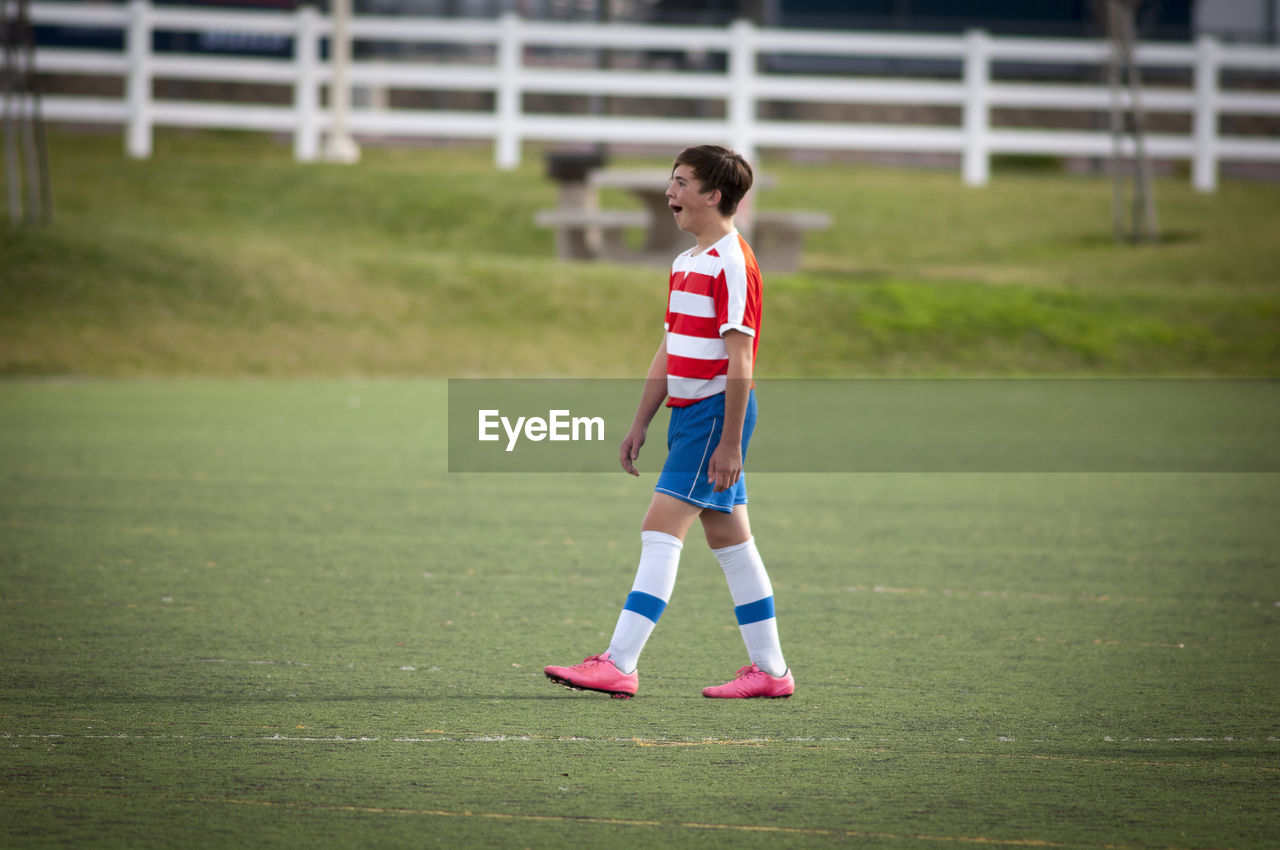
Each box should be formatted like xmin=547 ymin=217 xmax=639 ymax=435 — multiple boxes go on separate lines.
xmin=664 ymin=229 xmax=762 ymax=408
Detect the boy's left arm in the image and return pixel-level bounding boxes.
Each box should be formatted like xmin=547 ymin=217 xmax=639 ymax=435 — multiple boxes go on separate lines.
xmin=707 ymin=329 xmax=753 ymax=493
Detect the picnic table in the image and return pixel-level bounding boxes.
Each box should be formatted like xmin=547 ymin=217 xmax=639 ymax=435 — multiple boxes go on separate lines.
xmin=535 ymin=162 xmax=830 ymax=272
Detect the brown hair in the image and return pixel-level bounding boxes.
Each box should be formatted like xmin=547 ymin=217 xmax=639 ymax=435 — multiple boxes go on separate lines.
xmin=672 ymin=145 xmax=754 ymax=216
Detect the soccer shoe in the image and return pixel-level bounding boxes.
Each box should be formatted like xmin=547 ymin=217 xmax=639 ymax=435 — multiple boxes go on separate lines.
xmin=544 ymin=653 xmax=638 ymax=699
xmin=702 ymin=664 xmax=794 ymax=699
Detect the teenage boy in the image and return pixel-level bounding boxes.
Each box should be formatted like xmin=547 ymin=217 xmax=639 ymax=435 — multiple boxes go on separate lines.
xmin=544 ymin=145 xmax=793 ymax=700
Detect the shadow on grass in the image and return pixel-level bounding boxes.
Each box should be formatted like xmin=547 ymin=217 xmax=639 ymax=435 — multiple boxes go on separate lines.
xmin=1067 ymin=229 xmax=1204 ymax=248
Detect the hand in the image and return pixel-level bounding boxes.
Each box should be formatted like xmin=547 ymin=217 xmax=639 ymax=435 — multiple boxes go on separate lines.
xmin=706 ymin=440 xmax=742 ymax=492
xmin=620 ymin=425 xmax=646 ymax=476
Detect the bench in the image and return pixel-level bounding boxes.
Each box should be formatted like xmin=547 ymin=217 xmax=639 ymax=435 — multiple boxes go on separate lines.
xmin=751 ymin=210 xmax=833 ymax=272
xmin=533 ymin=207 xmax=650 ymax=260
xmin=535 ymin=160 xmax=831 ymax=271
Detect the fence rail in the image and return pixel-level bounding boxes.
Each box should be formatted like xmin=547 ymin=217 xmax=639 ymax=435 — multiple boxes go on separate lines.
xmin=11 ymin=0 xmax=1280 ymax=190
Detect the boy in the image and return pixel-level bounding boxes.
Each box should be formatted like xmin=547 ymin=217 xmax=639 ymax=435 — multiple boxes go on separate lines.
xmin=544 ymin=145 xmax=793 ymax=700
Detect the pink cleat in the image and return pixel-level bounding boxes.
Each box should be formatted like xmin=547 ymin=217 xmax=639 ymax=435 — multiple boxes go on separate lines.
xmin=702 ymin=664 xmax=795 ymax=699
xmin=544 ymin=653 xmax=638 ymax=699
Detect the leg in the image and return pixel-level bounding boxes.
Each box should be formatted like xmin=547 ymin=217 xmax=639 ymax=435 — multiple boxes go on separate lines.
xmin=602 ymin=494 xmax=704 ymax=674
xmin=703 ymin=505 xmax=789 ymax=680
xmin=699 ymin=502 xmax=752 ymax=550
xmin=642 ymin=491 xmax=704 ymax=541
xmin=544 ymin=492 xmax=707 ymax=696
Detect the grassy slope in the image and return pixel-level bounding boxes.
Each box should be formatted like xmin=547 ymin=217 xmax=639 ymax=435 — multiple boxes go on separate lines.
xmin=1 ymin=129 xmax=1277 ymax=377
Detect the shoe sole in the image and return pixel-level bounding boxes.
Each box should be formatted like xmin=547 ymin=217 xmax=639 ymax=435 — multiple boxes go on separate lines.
xmin=703 ymin=693 xmax=793 ymax=699
xmin=545 ymin=671 xmax=635 ymax=699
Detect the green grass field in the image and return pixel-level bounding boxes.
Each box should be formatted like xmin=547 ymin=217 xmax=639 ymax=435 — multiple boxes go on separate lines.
xmin=1 ymin=130 xmax=1278 ymax=847
xmin=2 ymin=380 xmax=1277 ymax=848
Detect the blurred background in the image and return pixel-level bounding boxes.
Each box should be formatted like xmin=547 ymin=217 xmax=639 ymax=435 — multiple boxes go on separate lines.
xmin=2 ymin=0 xmax=1277 ymax=378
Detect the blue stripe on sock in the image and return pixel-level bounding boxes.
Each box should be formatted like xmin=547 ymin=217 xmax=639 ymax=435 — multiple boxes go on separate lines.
xmin=734 ymin=596 xmax=775 ymax=625
xmin=624 ymin=591 xmax=668 ymax=623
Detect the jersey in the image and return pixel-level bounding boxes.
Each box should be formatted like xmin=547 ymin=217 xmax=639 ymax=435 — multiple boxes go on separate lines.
xmin=663 ymin=229 xmax=762 ymax=408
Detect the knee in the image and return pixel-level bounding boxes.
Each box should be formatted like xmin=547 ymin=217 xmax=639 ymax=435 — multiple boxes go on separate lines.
xmin=703 ymin=526 xmax=750 ymax=551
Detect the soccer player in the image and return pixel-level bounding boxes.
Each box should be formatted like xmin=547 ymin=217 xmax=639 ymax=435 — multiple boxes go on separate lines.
xmin=544 ymin=145 xmax=793 ymax=700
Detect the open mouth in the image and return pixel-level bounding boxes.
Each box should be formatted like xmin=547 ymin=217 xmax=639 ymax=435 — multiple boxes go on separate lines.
xmin=670 ymin=205 xmax=683 ymax=215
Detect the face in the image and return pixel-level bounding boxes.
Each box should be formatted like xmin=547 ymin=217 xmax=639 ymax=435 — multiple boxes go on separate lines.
xmin=666 ymin=164 xmax=719 ymax=233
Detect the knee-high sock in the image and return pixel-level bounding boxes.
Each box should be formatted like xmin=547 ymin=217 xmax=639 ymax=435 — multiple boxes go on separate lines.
xmin=713 ymin=537 xmax=787 ymax=677
xmin=606 ymin=530 xmax=682 ymax=675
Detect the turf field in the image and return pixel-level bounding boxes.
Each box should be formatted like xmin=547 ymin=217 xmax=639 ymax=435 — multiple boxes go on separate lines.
xmin=2 ymin=379 xmax=1277 ymax=848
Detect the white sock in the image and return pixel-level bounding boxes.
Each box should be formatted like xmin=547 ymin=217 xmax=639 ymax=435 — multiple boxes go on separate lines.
xmin=712 ymin=537 xmax=787 ymax=677
xmin=606 ymin=530 xmax=682 ymax=674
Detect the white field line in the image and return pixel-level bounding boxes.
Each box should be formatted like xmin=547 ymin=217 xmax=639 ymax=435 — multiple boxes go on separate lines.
xmin=0 ymin=786 xmax=1251 ymax=850
xmin=5 ymin=731 xmax=1277 ymax=747
xmin=170 ymin=657 xmax=313 ymax=667
xmin=845 ymin=586 xmax=1280 ymax=608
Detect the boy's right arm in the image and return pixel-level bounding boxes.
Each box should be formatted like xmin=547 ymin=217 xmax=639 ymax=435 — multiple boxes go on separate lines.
xmin=620 ymin=339 xmax=668 ymax=476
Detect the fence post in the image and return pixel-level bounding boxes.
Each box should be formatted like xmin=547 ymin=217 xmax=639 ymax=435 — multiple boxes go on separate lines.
xmin=1192 ymin=35 xmax=1219 ymax=193
xmin=293 ymin=5 xmax=320 ymax=162
xmin=125 ymin=0 xmax=152 ymax=159
xmin=495 ymin=12 xmax=521 ymax=170
xmin=323 ymin=0 xmax=360 ymax=163
xmin=962 ymin=29 xmax=990 ymax=186
xmin=728 ymin=18 xmax=757 ymax=165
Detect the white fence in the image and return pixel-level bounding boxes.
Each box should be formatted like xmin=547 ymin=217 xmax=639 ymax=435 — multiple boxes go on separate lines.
xmin=13 ymin=0 xmax=1280 ymax=191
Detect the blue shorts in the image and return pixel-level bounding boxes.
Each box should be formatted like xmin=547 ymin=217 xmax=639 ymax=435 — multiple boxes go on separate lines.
xmin=655 ymin=389 xmax=757 ymax=514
